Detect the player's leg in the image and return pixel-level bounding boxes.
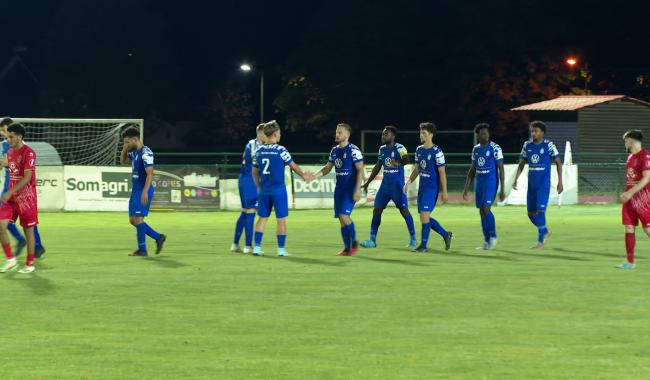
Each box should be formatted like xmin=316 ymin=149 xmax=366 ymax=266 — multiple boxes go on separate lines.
xmin=618 ymin=203 xmax=639 ymax=268
xmin=33 ymin=225 xmax=45 ymax=258
xmin=334 ymin=194 xmax=351 ymax=255
xmin=394 ymin=184 xmax=416 ymax=247
xmin=475 ymin=181 xmax=489 ymax=248
xmin=241 ymin=185 xmax=259 ymax=253
xmin=274 ymin=190 xmax=290 ymax=256
xmin=482 ymin=180 xmax=499 ymax=249
xmin=424 ymin=189 xmax=452 ymax=250
xmin=253 ymin=194 xmax=272 ymax=256
xmin=7 ymin=222 xmax=26 ymax=256
xmin=0 ymin=217 xmax=17 ymax=272
xmin=232 ymin=182 xmax=249 ymax=252
xmin=139 ymin=187 xmax=165 ymax=254
xmin=413 ymin=208 xmax=431 ymax=252
xmin=362 ymin=187 xmax=389 ymax=247
xmin=129 ymin=215 xmax=148 ymax=256
xmin=18 ymin=225 xmax=36 ymax=273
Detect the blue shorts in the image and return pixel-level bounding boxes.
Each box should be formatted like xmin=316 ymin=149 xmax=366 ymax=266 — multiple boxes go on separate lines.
xmin=238 ymin=179 xmax=258 ymax=209
xmin=375 ymin=181 xmax=408 ymax=209
xmin=475 ymin=178 xmax=498 ymax=208
xmin=417 ymin=187 xmax=438 ymax=213
xmin=527 ymin=185 xmax=550 ymax=213
xmin=333 ymin=189 xmax=355 ymax=218
xmin=129 ymin=186 xmax=154 ymax=217
xmin=258 ymin=189 xmax=289 ymax=218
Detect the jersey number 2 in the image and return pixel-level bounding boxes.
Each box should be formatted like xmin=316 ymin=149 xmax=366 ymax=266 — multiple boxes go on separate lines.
xmin=262 ymin=158 xmax=271 ymax=175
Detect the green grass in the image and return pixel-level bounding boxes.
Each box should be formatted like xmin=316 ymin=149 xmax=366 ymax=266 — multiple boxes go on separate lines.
xmin=2 ymin=205 xmax=649 ymax=380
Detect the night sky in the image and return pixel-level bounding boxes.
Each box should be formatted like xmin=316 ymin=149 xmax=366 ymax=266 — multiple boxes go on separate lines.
xmin=1 ymin=0 xmax=649 ymax=152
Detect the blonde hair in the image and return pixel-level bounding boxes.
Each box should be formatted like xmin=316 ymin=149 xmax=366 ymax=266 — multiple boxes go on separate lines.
xmin=263 ymin=120 xmax=280 ymax=137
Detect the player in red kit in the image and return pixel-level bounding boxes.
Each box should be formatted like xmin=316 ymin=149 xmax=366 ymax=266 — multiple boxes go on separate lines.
xmin=0 ymin=123 xmax=38 ymax=274
xmin=619 ymin=130 xmax=650 ymax=269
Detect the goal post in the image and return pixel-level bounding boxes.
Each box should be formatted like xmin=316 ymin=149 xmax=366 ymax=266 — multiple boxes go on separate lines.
xmin=13 ymin=118 xmax=144 ymax=166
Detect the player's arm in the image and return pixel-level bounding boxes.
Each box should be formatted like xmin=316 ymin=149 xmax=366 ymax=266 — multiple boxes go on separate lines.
xmin=1 ymin=169 xmax=32 ymax=202
xmin=289 ymin=161 xmax=314 ymax=182
xmin=252 ymin=167 xmax=260 ymax=189
xmin=362 ymin=162 xmax=382 ymax=192
xmin=621 ymin=170 xmax=650 ymax=203
xmin=120 ymin=143 xmax=131 ymax=165
xmin=497 ymin=161 xmax=506 ymax=201
xmin=140 ymin=166 xmax=154 ymax=205
xmin=554 ymin=157 xmax=563 ymax=194
xmin=390 ymin=146 xmax=409 ymax=166
xmin=314 ymin=162 xmax=334 ymax=178
xmin=0 ymin=158 xmax=6 ymax=167
xmin=438 ymin=166 xmax=449 ymax=203
xmin=403 ymin=163 xmax=419 ymax=194
xmin=512 ymin=159 xmax=526 ymax=190
xmin=462 ymin=165 xmax=476 ymax=201
xmin=353 ymin=162 xmax=364 ymax=201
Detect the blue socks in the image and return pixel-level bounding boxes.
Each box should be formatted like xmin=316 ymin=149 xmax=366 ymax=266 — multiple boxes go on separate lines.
xmin=7 ymin=223 xmax=24 ymax=242
xmin=136 ymin=223 xmax=147 ymax=252
xmin=485 ymin=211 xmax=497 ymax=239
xmin=370 ymin=214 xmax=381 ymax=242
xmin=277 ymin=234 xmax=286 ymax=249
xmin=480 ymin=216 xmax=489 ymax=242
xmin=348 ymin=222 xmax=356 ymax=244
xmin=429 ymin=218 xmax=448 ymax=238
xmin=403 ymin=213 xmax=416 ymax=240
xmin=244 ymin=213 xmax=255 ymax=247
xmin=233 ymin=212 xmax=246 ymax=244
xmin=34 ymin=226 xmax=43 ymax=248
xmin=143 ymin=223 xmax=161 ymax=240
xmin=529 ymin=212 xmax=548 ymax=243
xmin=254 ymin=231 xmax=263 ymax=247
xmin=341 ymin=227 xmax=351 ymax=249
xmin=421 ymin=222 xmax=431 ymax=248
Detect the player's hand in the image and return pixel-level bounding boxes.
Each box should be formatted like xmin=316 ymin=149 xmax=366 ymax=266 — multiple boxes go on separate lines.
xmin=512 ymin=181 xmax=518 ymax=190
xmin=141 ymin=192 xmax=148 ymax=206
xmin=620 ymin=191 xmax=633 ymax=203
xmin=353 ymin=189 xmax=361 ymax=202
xmin=498 ymin=191 xmax=506 ymax=202
xmin=441 ymin=192 xmax=448 ymax=204
xmin=403 ymin=183 xmax=409 ymax=194
xmin=462 ymin=190 xmax=469 ymax=201
xmin=557 ymin=182 xmax=564 ymax=194
xmin=1 ymin=192 xmax=10 ymax=203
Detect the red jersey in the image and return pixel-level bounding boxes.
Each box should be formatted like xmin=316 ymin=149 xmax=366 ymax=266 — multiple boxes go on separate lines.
xmin=626 ymin=149 xmax=650 ymax=191
xmin=7 ymin=144 xmax=37 ymax=207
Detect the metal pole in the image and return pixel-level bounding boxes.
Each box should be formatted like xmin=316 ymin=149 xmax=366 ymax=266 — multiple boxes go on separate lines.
xmin=260 ymin=70 xmax=265 ymax=123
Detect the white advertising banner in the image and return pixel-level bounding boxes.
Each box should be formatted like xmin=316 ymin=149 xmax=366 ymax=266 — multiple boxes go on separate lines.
xmin=63 ymin=166 xmax=132 ymax=211
xmin=219 ymin=167 xmax=293 ymax=211
xmin=37 ymin=166 xmax=65 ymax=210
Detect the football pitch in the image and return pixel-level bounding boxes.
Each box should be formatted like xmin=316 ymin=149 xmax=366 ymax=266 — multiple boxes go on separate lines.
xmin=2 ymin=204 xmax=648 ymax=380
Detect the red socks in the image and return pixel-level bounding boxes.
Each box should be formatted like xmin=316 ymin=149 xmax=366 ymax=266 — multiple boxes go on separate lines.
xmin=26 ymin=253 xmax=35 ymax=267
xmin=625 ymin=232 xmax=635 ymax=263
xmin=2 ymin=243 xmax=13 ymax=260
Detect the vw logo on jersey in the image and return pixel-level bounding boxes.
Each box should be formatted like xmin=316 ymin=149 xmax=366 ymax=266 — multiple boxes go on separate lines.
xmin=384 ymin=157 xmax=392 ymax=167
xmin=420 ymin=159 xmax=427 ymax=169
xmin=334 ymin=158 xmax=343 ymax=168
xmin=477 ymin=157 xmax=486 ymax=167
xmin=531 ymin=154 xmax=540 ymax=164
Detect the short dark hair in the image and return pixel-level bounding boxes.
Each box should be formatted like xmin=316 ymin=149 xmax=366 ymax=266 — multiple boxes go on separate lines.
xmin=0 ymin=117 xmax=14 ymax=127
xmin=474 ymin=123 xmax=490 ymax=134
xmin=7 ymin=122 xmax=25 ymax=138
xmin=337 ymin=123 xmax=352 ymax=133
xmin=419 ymin=122 xmax=437 ymax=135
xmin=384 ymin=125 xmax=397 ymax=135
xmin=263 ymin=120 xmax=280 ymax=137
xmin=121 ymin=127 xmax=140 ymax=139
xmin=624 ymin=129 xmax=643 ymax=142
xmin=530 ymin=120 xmax=546 ymax=133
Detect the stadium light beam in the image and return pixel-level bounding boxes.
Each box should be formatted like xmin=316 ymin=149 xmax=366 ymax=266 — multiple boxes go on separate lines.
xmin=240 ymin=63 xmax=252 ymax=72
xmin=566 ymin=57 xmax=578 ymax=66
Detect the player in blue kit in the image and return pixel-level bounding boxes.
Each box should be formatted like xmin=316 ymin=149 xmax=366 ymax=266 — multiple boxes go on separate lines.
xmin=404 ymin=122 xmax=452 ymax=252
xmin=360 ymin=126 xmax=417 ymax=248
xmin=120 ymin=127 xmax=166 ymax=256
xmin=231 ymin=123 xmax=265 ymax=254
xmin=462 ymin=123 xmax=506 ymax=250
xmin=252 ymin=121 xmax=314 ymax=257
xmin=0 ymin=117 xmax=45 ymax=258
xmin=513 ymin=121 xmax=563 ymax=249
xmin=313 ymin=123 xmax=364 ymax=256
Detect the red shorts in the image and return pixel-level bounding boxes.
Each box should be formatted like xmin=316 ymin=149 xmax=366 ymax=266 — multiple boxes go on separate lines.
xmin=622 ymin=201 xmax=650 ymax=227
xmin=0 ymin=201 xmax=38 ymax=228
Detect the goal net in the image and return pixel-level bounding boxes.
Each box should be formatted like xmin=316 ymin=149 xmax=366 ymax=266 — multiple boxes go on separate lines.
xmin=12 ymin=118 xmax=143 ymax=166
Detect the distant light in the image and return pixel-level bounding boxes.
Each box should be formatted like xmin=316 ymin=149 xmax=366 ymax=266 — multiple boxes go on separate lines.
xmin=566 ymin=58 xmax=578 ymax=66
xmin=240 ymin=64 xmax=252 ymax=72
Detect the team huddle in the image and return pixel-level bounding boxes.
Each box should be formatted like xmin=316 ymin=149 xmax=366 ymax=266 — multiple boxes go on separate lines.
xmin=232 ymin=119 xmax=646 ymax=269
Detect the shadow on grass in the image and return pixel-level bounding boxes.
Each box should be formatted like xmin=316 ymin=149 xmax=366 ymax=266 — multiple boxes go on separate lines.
xmin=258 ymin=254 xmax=350 ymax=267
xmin=144 ymin=256 xmax=189 ymax=268
xmin=5 ymin=271 xmax=56 ymax=295
xmin=452 ymin=252 xmax=520 ymax=261
xmin=553 ymin=247 xmax=620 ymax=258
xmin=498 ymin=249 xmax=590 ymax=261
xmin=354 ymin=254 xmax=429 ymax=266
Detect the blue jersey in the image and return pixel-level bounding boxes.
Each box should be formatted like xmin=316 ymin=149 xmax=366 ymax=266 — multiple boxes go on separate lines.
xmin=520 ymin=139 xmax=559 ymax=189
xmin=253 ymin=144 xmax=293 ymax=193
xmin=471 ymin=141 xmax=504 ymax=180
xmin=128 ymin=145 xmax=154 ymax=189
xmin=240 ymin=138 xmax=261 ymax=179
xmin=329 ymin=143 xmax=363 ymax=191
xmin=1 ymin=140 xmax=9 ymax=193
xmin=415 ymin=145 xmax=445 ymax=190
xmin=378 ymin=143 xmax=408 ymax=185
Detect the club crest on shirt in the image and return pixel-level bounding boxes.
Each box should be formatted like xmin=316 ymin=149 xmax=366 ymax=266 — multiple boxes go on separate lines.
xmin=391 ymin=151 xmax=395 ymax=158
xmin=485 ymin=150 xmax=490 ymax=156
xmin=541 ymin=148 xmax=544 ymax=154
xmin=343 ymin=153 xmax=347 ymax=159
xmin=531 ymin=154 xmax=540 ymax=164
xmin=627 ymin=167 xmax=637 ymax=180
xmin=427 ymin=154 xmax=431 ymax=160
